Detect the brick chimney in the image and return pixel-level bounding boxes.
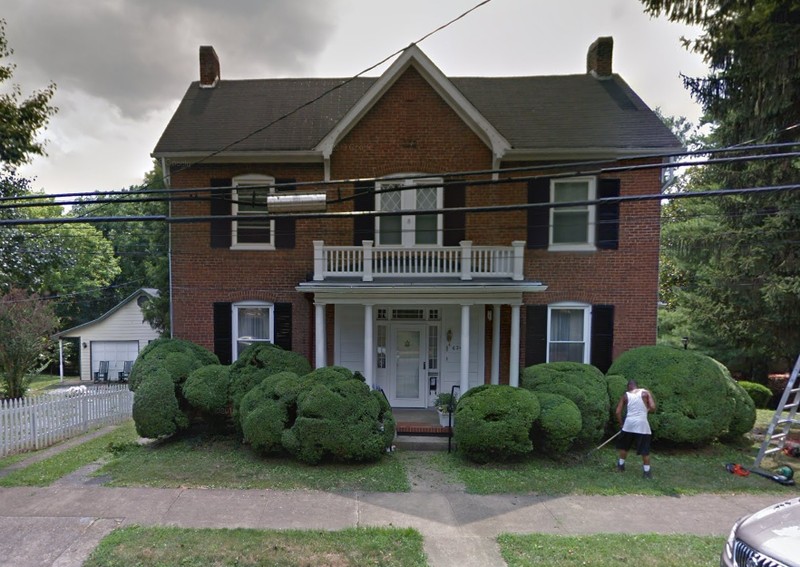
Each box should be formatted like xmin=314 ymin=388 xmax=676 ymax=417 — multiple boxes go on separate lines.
xmin=586 ymin=37 xmax=613 ymax=79
xmin=199 ymin=46 xmax=220 ymax=87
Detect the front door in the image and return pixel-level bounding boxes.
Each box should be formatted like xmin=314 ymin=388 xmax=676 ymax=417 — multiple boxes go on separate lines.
xmin=391 ymin=324 xmax=426 ymax=407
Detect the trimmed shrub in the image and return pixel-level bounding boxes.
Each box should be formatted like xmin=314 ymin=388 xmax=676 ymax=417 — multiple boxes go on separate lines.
xmin=738 ymin=381 xmax=772 ymax=409
xmin=521 ymin=362 xmax=610 ymax=446
xmin=608 ymin=346 xmax=746 ymax=445
xmin=129 ymin=338 xmax=219 ymax=391
xmin=239 ymin=366 xmax=395 ymax=464
xmin=281 ymin=367 xmax=391 ymax=464
xmin=239 ymin=371 xmax=302 ymax=455
xmin=530 ymin=392 xmax=582 ymax=456
xmin=713 ymin=361 xmax=756 ymax=440
xmin=132 ymin=369 xmax=188 ymax=438
xmin=128 ymin=338 xmax=219 ymax=438
xmin=453 ymin=385 xmax=540 ymax=463
xmin=183 ymin=365 xmax=231 ymax=415
xmin=229 ymin=343 xmax=312 ymax=421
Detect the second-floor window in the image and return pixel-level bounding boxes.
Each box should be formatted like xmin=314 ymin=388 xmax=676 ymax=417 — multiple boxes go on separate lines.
xmin=376 ymin=177 xmax=443 ymax=246
xmin=233 ymin=174 xmax=275 ymax=249
xmin=549 ymin=177 xmax=596 ymax=251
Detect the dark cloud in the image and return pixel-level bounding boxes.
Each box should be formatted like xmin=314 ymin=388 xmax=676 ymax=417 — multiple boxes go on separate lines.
xmin=4 ymin=0 xmax=335 ymax=118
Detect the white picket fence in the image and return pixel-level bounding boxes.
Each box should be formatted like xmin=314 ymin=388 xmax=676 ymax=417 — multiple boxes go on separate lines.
xmin=0 ymin=384 xmax=133 ymax=457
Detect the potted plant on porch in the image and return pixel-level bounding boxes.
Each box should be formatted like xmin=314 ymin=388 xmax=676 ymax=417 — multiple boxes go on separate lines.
xmin=434 ymin=392 xmax=455 ymax=427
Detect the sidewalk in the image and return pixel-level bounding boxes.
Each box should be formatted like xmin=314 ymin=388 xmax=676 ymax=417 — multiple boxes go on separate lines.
xmin=0 ymin=427 xmax=789 ymax=567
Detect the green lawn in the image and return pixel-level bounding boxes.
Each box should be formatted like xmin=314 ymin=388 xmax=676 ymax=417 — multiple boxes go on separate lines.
xmin=429 ymin=439 xmax=799 ymax=496
xmin=497 ymin=533 xmax=724 ymax=567
xmin=0 ymin=422 xmax=140 ymax=486
xmin=99 ymin=431 xmax=410 ymax=492
xmin=84 ymin=525 xmax=428 ymax=567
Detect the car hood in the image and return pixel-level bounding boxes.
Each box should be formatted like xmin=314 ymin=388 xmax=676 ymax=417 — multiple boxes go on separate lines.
xmin=738 ymin=497 xmax=800 ymax=565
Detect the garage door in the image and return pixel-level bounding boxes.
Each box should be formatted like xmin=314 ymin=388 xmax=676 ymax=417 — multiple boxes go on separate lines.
xmin=91 ymin=341 xmax=139 ymax=380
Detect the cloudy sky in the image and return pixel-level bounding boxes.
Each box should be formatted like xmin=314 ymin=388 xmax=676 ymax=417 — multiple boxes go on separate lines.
xmin=4 ymin=0 xmax=707 ymax=196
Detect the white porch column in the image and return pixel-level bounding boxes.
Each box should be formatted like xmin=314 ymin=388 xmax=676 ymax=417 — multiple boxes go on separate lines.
xmin=460 ymin=304 xmax=471 ymax=395
xmin=313 ymin=240 xmax=325 ymax=281
xmin=509 ymin=304 xmax=521 ymax=387
xmin=363 ymin=304 xmax=374 ymax=388
xmin=58 ymin=339 xmax=64 ymax=382
xmin=314 ymin=302 xmax=326 ymax=368
xmin=491 ymin=304 xmax=501 ymax=385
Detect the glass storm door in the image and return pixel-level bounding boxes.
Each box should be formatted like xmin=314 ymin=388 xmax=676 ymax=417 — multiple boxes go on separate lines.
xmin=391 ymin=325 xmax=425 ymax=407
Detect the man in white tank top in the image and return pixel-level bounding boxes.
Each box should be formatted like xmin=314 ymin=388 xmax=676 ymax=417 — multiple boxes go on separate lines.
xmin=615 ymin=380 xmax=656 ymax=478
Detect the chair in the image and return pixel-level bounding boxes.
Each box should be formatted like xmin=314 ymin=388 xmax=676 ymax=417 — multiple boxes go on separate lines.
xmin=94 ymin=360 xmax=109 ymax=383
xmin=118 ymin=360 xmax=133 ymax=383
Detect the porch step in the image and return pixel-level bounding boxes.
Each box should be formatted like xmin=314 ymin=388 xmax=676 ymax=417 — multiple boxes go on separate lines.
xmin=394 ymin=435 xmax=453 ymax=452
xmin=396 ymin=422 xmax=451 ymax=437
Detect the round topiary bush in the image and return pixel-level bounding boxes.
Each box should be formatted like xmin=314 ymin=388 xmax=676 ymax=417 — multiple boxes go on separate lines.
xmin=453 ymin=385 xmax=541 ymax=463
xmin=530 ymin=392 xmax=583 ymax=456
xmin=183 ymin=365 xmax=231 ymax=415
xmin=239 ymin=371 xmax=302 ymax=455
xmin=608 ymin=346 xmax=748 ymax=445
xmin=228 ymin=343 xmax=312 ymax=421
xmin=280 ymin=367 xmax=393 ymax=464
xmin=129 ymin=338 xmax=219 ymax=391
xmin=521 ymin=362 xmax=610 ymax=446
xmin=132 ymin=368 xmax=189 ymax=438
xmin=738 ymin=381 xmax=772 ymax=409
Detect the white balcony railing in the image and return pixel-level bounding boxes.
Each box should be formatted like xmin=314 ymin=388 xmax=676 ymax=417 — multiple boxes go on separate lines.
xmin=313 ymin=240 xmax=525 ymax=282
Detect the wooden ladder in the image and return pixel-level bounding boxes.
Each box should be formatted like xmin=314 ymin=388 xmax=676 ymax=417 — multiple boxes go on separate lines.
xmin=754 ymin=353 xmax=800 ymax=468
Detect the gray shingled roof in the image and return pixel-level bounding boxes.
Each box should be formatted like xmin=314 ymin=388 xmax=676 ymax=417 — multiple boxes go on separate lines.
xmin=153 ymin=73 xmax=679 ymax=155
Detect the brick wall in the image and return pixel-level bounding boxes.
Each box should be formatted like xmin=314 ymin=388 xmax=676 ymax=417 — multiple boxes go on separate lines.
xmin=168 ymin=66 xmax=662 ymax=368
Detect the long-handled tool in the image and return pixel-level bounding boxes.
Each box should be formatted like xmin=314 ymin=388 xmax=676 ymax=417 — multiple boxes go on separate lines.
xmin=582 ymin=430 xmax=621 ymax=462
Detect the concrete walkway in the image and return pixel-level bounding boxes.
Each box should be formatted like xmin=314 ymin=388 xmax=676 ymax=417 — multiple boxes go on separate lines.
xmin=0 ymin=428 xmax=792 ymax=567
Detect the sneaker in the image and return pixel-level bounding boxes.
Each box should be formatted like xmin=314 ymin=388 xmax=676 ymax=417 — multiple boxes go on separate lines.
xmin=643 ymin=470 xmax=652 ymax=479
xmin=616 ymin=463 xmax=625 ymax=472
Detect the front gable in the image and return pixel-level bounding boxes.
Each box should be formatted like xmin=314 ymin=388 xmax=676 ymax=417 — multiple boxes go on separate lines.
xmin=316 ymin=45 xmax=510 ymax=161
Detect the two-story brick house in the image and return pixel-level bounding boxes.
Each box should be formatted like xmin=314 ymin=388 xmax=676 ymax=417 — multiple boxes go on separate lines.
xmin=153 ymin=38 xmax=680 ymax=408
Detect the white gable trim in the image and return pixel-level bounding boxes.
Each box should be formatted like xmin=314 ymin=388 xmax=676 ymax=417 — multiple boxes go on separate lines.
xmin=315 ymin=44 xmax=511 ymax=160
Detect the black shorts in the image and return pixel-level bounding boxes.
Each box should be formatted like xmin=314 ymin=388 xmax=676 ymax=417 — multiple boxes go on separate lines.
xmin=615 ymin=430 xmax=651 ymax=456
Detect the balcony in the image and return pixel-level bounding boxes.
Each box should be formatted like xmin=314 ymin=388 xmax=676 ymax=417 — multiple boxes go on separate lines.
xmin=313 ymin=240 xmax=525 ymax=282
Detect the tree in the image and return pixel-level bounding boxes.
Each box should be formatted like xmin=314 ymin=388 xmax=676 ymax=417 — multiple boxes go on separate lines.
xmin=644 ymin=0 xmax=800 ymax=377
xmin=0 ymin=19 xmax=56 ymax=171
xmin=0 ymin=289 xmax=58 ymax=399
xmin=70 ymin=160 xmax=169 ymax=334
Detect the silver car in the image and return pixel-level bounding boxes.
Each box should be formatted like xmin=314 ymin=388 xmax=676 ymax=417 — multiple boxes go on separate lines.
xmin=721 ymin=497 xmax=800 ymax=566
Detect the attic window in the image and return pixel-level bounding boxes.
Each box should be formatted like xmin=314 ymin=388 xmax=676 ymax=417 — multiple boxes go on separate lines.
xmin=137 ymin=295 xmax=149 ymax=307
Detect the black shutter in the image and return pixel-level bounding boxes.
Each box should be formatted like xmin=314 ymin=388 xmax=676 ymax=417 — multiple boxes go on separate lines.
xmin=210 ymin=178 xmax=232 ymax=248
xmin=525 ymin=305 xmax=548 ymax=367
xmin=353 ymin=181 xmax=375 ymax=246
xmin=596 ymin=178 xmax=620 ymax=250
xmin=274 ymin=178 xmax=296 ymax=249
xmin=527 ymin=178 xmax=549 ymax=249
xmin=274 ymin=302 xmax=292 ymax=351
xmin=590 ymin=304 xmax=614 ymax=372
xmin=213 ymin=302 xmax=232 ymax=365
xmin=443 ymin=182 xmax=466 ymax=246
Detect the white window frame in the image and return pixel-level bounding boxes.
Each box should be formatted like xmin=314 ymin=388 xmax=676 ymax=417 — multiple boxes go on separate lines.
xmin=232 ymin=174 xmax=275 ymax=250
xmin=232 ymin=301 xmax=274 ymax=361
xmin=549 ymin=177 xmax=596 ymax=252
xmin=375 ymin=175 xmax=443 ymax=247
xmin=546 ymin=302 xmax=591 ymax=364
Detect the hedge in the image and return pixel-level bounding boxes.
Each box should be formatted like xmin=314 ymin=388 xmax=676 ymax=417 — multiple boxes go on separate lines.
xmin=738 ymin=381 xmax=772 ymax=409
xmin=453 ymin=385 xmax=540 ymax=463
xmin=521 ymin=362 xmax=609 ymax=446
xmin=608 ymin=346 xmax=754 ymax=445
xmin=530 ymin=392 xmax=582 ymax=456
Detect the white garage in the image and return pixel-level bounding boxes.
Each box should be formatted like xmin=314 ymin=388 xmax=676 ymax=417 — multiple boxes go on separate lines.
xmin=55 ymin=288 xmax=162 ymax=382
xmin=90 ymin=340 xmax=140 ymax=381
